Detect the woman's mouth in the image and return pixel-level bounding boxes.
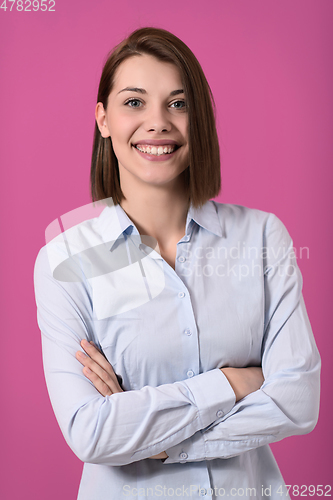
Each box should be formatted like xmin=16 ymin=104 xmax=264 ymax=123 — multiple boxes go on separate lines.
xmin=133 ymin=144 xmax=179 ymax=156
xmin=132 ymin=143 xmax=180 ymax=161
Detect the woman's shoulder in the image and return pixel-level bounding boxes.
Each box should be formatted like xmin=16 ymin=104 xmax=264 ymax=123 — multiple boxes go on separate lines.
xmin=209 ymin=200 xmax=272 ymax=229
xmin=211 ymin=200 xmax=270 ymax=222
xmin=209 ymin=200 xmax=292 ymax=244
xmin=34 ymin=204 xmax=112 ymax=283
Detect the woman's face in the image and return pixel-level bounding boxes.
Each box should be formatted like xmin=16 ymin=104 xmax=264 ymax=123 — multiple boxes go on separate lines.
xmin=96 ymin=54 xmax=189 ymax=193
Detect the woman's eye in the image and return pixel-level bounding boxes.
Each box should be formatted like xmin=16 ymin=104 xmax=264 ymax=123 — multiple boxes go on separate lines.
xmin=124 ymin=99 xmax=186 ymax=109
xmin=170 ymin=100 xmax=186 ymax=109
xmin=125 ymin=99 xmax=142 ymax=108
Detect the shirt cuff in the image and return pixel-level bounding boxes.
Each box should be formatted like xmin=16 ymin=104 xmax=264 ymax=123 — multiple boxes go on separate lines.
xmin=183 ymin=368 xmax=235 ymax=428
xmin=163 ymin=369 xmax=236 ymax=464
xmin=163 ymin=430 xmax=206 ymax=464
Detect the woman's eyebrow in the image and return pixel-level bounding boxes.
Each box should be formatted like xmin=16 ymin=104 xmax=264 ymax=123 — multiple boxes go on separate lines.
xmin=117 ymin=87 xmax=184 ymax=96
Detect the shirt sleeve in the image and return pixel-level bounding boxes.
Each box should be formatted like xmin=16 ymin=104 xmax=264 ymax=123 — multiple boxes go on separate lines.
xmin=34 ymin=245 xmax=236 ymax=467
xmin=163 ymin=213 xmax=321 ymax=464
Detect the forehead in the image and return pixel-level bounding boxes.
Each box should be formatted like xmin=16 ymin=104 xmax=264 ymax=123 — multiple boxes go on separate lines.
xmin=112 ymin=54 xmax=183 ymax=91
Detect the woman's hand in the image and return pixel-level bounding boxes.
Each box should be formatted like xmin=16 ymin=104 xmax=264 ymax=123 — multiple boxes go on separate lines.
xmin=76 ymin=340 xmax=168 ymax=460
xmin=148 ymin=452 xmax=168 ymax=460
xmin=220 ymin=366 xmax=264 ymax=402
xmin=76 ymin=339 xmax=123 ymax=396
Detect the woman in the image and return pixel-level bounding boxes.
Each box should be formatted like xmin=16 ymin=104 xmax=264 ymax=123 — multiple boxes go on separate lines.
xmin=34 ymin=27 xmax=321 ymax=499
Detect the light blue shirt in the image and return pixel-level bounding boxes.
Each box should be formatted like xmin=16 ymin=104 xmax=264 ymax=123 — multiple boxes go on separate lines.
xmin=34 ymin=200 xmax=320 ymax=500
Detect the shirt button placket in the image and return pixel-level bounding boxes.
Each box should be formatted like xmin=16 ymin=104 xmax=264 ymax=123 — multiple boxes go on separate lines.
xmin=177 ymin=288 xmax=199 ymax=386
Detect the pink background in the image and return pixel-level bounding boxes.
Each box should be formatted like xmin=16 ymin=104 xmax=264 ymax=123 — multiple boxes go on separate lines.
xmin=1 ymin=1 xmax=332 ymax=498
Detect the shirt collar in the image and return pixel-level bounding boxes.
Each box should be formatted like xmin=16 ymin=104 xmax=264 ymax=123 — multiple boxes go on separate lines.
xmin=95 ymin=203 xmax=140 ymax=251
xmin=186 ymin=200 xmax=223 ymax=238
xmin=95 ymin=199 xmax=223 ymax=251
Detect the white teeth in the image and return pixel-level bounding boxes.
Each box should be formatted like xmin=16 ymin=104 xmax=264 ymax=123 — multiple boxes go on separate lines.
xmin=135 ymin=144 xmax=177 ymax=156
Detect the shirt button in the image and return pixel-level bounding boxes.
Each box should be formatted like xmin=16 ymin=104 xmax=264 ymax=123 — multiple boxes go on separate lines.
xmin=200 ymin=489 xmax=207 ymax=496
xmin=178 ymin=291 xmax=185 ymax=298
xmin=216 ymin=410 xmax=224 ymax=418
xmin=187 ymin=370 xmax=194 ymax=378
xmin=178 ymin=255 xmax=186 ymax=263
xmin=184 ymin=329 xmax=192 ymax=336
xmin=179 ymin=452 xmax=188 ymax=460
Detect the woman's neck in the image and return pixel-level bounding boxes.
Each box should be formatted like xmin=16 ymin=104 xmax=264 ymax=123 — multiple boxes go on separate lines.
xmin=119 ymin=175 xmax=190 ymax=249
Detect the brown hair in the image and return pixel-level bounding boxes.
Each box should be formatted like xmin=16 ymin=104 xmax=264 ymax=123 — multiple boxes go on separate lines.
xmin=90 ymin=27 xmax=221 ymax=208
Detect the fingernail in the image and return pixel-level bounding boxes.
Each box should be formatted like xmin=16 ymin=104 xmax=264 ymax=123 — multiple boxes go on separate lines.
xmin=81 ymin=339 xmax=89 ymax=346
xmin=77 ymin=351 xmax=86 ymax=359
xmin=84 ymin=367 xmax=92 ymax=374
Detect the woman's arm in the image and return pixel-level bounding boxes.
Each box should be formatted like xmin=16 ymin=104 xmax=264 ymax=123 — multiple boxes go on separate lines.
xmin=76 ymin=341 xmax=264 ymax=403
xmin=34 ymin=245 xmax=236 ymax=467
xmin=76 ymin=341 xmax=169 ymax=460
xmin=76 ymin=340 xmax=264 ymax=460
xmin=161 ymin=214 xmax=321 ymax=464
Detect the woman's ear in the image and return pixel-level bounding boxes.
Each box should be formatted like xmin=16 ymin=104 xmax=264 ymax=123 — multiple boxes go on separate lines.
xmin=95 ymin=102 xmax=111 ymax=138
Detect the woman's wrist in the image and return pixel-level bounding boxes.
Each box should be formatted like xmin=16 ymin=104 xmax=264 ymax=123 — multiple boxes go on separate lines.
xmin=220 ymin=367 xmax=242 ymax=402
xmin=149 ymin=451 xmax=168 ymax=460
xmin=220 ymin=367 xmax=264 ymax=402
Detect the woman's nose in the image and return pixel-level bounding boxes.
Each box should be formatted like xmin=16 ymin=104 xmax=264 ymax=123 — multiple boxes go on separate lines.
xmin=144 ymin=104 xmax=172 ymax=133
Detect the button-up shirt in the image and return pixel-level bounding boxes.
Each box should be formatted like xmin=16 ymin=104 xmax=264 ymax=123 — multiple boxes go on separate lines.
xmin=34 ymin=200 xmax=321 ymax=500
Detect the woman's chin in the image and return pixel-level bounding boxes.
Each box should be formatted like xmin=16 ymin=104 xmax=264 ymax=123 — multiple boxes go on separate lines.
xmin=119 ymin=165 xmax=188 ymax=192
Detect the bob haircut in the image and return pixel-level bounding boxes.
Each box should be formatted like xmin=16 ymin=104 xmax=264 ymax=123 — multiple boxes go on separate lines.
xmin=90 ymin=27 xmax=221 ymax=208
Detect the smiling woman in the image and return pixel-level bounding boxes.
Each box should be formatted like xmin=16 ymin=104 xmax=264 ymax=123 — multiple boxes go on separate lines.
xmin=90 ymin=27 xmax=221 ymax=209
xmin=95 ymin=55 xmax=190 ymax=192
xmin=34 ymin=27 xmax=321 ymax=500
